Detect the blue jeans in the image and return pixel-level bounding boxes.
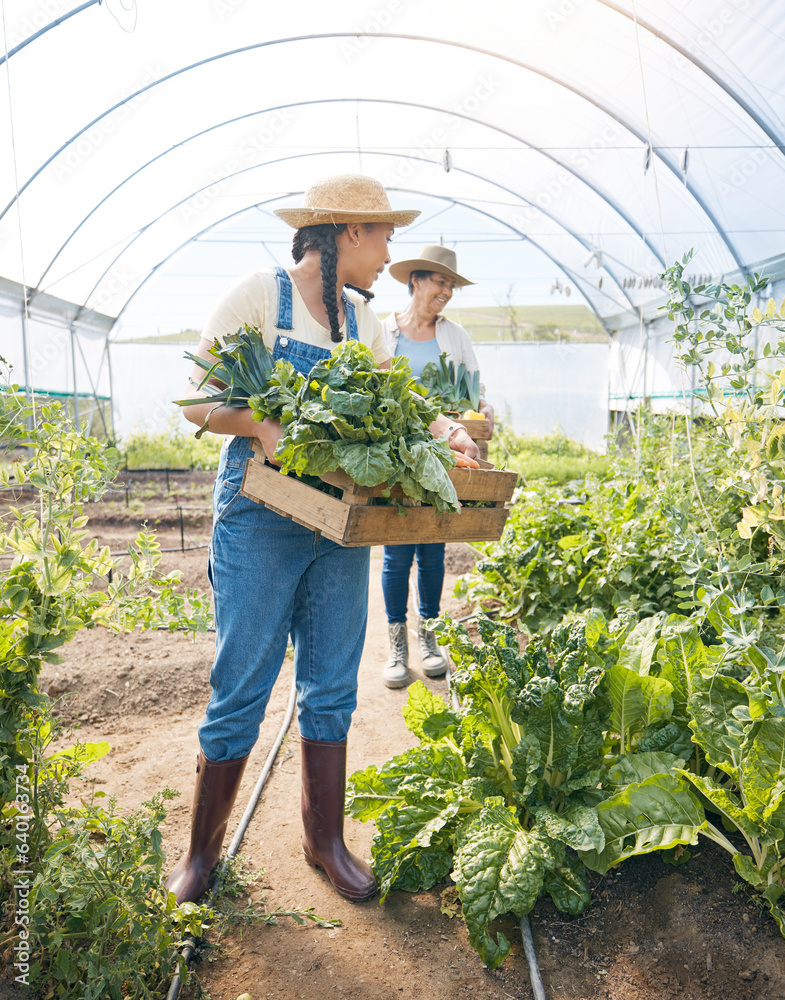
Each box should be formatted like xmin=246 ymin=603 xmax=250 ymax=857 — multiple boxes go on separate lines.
xmin=381 ymin=544 xmax=445 ymax=623
xmin=198 ymin=437 xmax=370 ymax=761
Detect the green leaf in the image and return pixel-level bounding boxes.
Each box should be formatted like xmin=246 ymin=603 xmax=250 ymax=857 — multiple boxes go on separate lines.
xmin=608 ymin=662 xmax=674 ymax=751
xmin=606 ymin=751 xmax=686 ymax=787
xmin=453 ymin=802 xmax=560 ymax=969
xmin=540 ymin=852 xmax=591 ymax=915
xmin=333 ymin=440 xmax=396 ymax=486
xmin=616 ymin=616 xmax=660 ymax=676
xmin=687 ymin=673 xmax=750 ymax=779
xmin=741 ymin=718 xmax=785 ymax=823
xmin=45 ymin=740 xmax=111 ymax=768
xmin=534 ymin=801 xmax=605 ymax=853
xmin=347 ymin=743 xmax=466 ymax=822
xmin=372 ymin=800 xmax=461 ymax=900
xmin=657 ymin=614 xmax=705 ymax=710
xmin=677 ymin=770 xmax=771 ymax=843
xmin=402 ymin=681 xmax=459 ymax=742
xmin=580 ymin=773 xmax=707 ymax=874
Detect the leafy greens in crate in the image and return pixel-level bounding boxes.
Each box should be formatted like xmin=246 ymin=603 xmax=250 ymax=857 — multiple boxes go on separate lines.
xmin=178 ymin=325 xmax=460 ymax=512
xmin=420 ymin=351 xmax=481 ymax=414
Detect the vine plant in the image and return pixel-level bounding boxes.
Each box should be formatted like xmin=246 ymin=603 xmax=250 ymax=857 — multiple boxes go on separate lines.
xmin=0 ymin=362 xmax=212 ymax=875
xmin=667 ymin=251 xmax=785 ymax=550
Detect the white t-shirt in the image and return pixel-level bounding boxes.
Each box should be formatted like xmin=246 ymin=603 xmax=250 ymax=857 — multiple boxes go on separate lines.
xmin=203 ymin=269 xmax=392 ymax=364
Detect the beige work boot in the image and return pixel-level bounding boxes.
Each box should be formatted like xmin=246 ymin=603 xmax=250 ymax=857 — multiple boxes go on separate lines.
xmin=418 ymin=616 xmax=448 ymax=677
xmin=383 ymin=621 xmax=409 ymax=688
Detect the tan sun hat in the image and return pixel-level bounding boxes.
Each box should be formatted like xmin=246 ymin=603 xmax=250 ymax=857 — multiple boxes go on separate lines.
xmin=274 ymin=174 xmax=420 ymax=229
xmin=389 ymin=245 xmax=476 ymax=287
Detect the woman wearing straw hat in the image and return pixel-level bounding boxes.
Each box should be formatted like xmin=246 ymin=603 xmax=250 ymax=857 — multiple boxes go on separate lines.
xmin=381 ymin=245 xmax=495 ymax=689
xmin=166 ymin=176 xmax=481 ymax=906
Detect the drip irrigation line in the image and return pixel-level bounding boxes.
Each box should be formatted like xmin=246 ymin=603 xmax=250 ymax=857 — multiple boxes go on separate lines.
xmin=166 ymin=677 xmax=297 ymax=1000
xmin=447 ymin=625 xmax=547 ymax=1000
xmin=520 ymin=914 xmax=548 ymax=1000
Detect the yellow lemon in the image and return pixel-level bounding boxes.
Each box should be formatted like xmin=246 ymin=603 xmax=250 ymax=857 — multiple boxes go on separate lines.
xmin=462 ymin=409 xmax=483 ymax=420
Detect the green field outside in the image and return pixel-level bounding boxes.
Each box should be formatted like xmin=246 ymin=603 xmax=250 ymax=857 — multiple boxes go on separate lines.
xmin=119 ymin=304 xmax=605 ymax=345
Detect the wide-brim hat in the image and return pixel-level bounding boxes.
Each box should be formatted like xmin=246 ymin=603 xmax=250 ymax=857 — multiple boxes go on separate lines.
xmin=389 ymin=245 xmax=476 ymax=287
xmin=273 ymin=174 xmax=420 ymax=229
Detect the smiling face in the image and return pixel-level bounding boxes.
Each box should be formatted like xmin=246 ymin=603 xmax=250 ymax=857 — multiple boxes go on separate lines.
xmin=341 ymin=223 xmax=394 ymax=288
xmin=412 ymin=271 xmax=457 ymax=315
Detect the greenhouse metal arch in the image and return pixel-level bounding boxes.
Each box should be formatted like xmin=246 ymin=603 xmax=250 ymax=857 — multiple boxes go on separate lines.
xmin=3 ymin=0 xmax=785 ymax=439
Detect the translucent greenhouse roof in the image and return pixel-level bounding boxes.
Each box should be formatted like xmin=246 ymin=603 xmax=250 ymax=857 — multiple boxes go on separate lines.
xmin=2 ymin=0 xmax=785 ymax=330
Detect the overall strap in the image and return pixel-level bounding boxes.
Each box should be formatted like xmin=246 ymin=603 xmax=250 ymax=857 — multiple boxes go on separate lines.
xmin=341 ymin=291 xmax=359 ymax=341
xmin=273 ymin=266 xmax=294 ymax=331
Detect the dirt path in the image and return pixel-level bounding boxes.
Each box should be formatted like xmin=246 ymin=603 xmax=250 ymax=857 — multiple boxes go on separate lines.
xmin=6 ymin=474 xmax=785 ymax=1000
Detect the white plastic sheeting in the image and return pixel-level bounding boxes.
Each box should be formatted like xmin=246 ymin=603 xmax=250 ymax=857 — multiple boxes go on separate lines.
xmin=2 ymin=0 xmax=784 ymax=430
xmin=477 ymin=341 xmax=611 ymax=452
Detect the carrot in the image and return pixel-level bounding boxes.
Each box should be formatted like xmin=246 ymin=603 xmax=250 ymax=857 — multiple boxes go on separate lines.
xmin=454 ymin=453 xmax=480 ymax=469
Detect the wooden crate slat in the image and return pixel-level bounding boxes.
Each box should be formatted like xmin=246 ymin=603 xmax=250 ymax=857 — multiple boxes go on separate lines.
xmin=241 ymin=460 xmax=351 ymax=542
xmin=342 ymin=505 xmax=510 ymax=546
xmin=247 ymin=453 xmax=515 ymax=502
xmin=457 ymin=418 xmax=492 ymax=441
xmin=449 ymin=466 xmax=518 ymax=502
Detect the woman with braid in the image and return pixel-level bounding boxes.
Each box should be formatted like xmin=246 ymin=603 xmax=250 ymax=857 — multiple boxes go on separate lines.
xmin=165 ymin=175 xmax=481 ymax=905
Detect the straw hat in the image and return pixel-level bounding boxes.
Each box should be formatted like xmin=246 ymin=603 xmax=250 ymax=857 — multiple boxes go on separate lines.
xmin=274 ymin=174 xmax=420 ymax=229
xmin=389 ymin=245 xmax=476 ymax=287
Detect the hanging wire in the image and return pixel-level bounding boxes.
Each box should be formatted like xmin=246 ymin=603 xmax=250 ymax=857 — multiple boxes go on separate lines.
xmin=630 ymin=0 xmax=668 ymax=265
xmin=355 ymin=106 xmax=363 ymax=173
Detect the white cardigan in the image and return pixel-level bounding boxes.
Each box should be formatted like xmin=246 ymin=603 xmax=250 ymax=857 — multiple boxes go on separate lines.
xmin=381 ymin=312 xmax=486 ymax=397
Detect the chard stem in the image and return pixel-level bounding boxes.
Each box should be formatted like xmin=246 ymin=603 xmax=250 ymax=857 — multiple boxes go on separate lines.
xmin=703 ymin=821 xmax=745 ymax=859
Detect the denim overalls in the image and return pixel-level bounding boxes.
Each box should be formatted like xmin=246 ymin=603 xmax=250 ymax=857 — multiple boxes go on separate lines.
xmin=198 ymin=269 xmax=371 ymax=761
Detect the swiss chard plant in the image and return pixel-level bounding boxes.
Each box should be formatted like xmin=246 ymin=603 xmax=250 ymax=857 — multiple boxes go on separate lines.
xmin=347 ymin=611 xmax=645 ymax=968
xmin=349 ymin=606 xmax=785 ymax=966
xmin=579 ymin=612 xmax=785 ymax=933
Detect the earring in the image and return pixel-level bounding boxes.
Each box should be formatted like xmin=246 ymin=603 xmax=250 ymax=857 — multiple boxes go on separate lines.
xmin=354 ymin=240 xmax=360 ymax=248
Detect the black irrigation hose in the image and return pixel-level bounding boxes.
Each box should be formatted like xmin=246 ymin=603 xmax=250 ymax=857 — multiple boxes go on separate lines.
xmin=166 ymin=678 xmax=298 ymax=1000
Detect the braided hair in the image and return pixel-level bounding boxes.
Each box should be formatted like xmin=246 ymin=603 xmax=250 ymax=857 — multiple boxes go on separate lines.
xmin=292 ymin=223 xmax=374 ymax=343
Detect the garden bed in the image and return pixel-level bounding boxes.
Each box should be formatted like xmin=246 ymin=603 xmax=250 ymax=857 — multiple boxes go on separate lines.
xmin=3 ymin=473 xmax=785 ymax=1000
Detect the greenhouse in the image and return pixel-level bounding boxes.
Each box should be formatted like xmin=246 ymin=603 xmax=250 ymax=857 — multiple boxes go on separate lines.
xmin=3 ymin=3 xmax=785 ymax=999
xmin=4 ymin=0 xmax=785 ymax=447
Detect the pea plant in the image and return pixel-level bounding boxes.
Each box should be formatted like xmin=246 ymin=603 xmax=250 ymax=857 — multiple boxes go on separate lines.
xmin=0 ymin=365 xmax=215 ymax=992
xmin=0 ymin=370 xmax=212 ymax=856
xmin=667 ymin=251 xmax=785 ymax=553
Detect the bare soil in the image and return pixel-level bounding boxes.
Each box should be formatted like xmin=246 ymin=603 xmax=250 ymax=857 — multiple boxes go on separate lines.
xmin=4 ymin=471 xmax=785 ymax=1000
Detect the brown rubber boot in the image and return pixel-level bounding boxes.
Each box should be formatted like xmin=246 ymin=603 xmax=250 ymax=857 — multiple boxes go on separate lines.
xmin=300 ymin=736 xmax=377 ymax=902
xmin=165 ymin=750 xmax=249 ymax=904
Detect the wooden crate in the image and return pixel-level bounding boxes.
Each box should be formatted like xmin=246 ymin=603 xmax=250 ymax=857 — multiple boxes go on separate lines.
xmin=240 ymin=444 xmax=516 ymax=546
xmin=457 ymin=417 xmax=491 ymax=460
xmin=456 ymin=417 xmax=492 ymax=441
